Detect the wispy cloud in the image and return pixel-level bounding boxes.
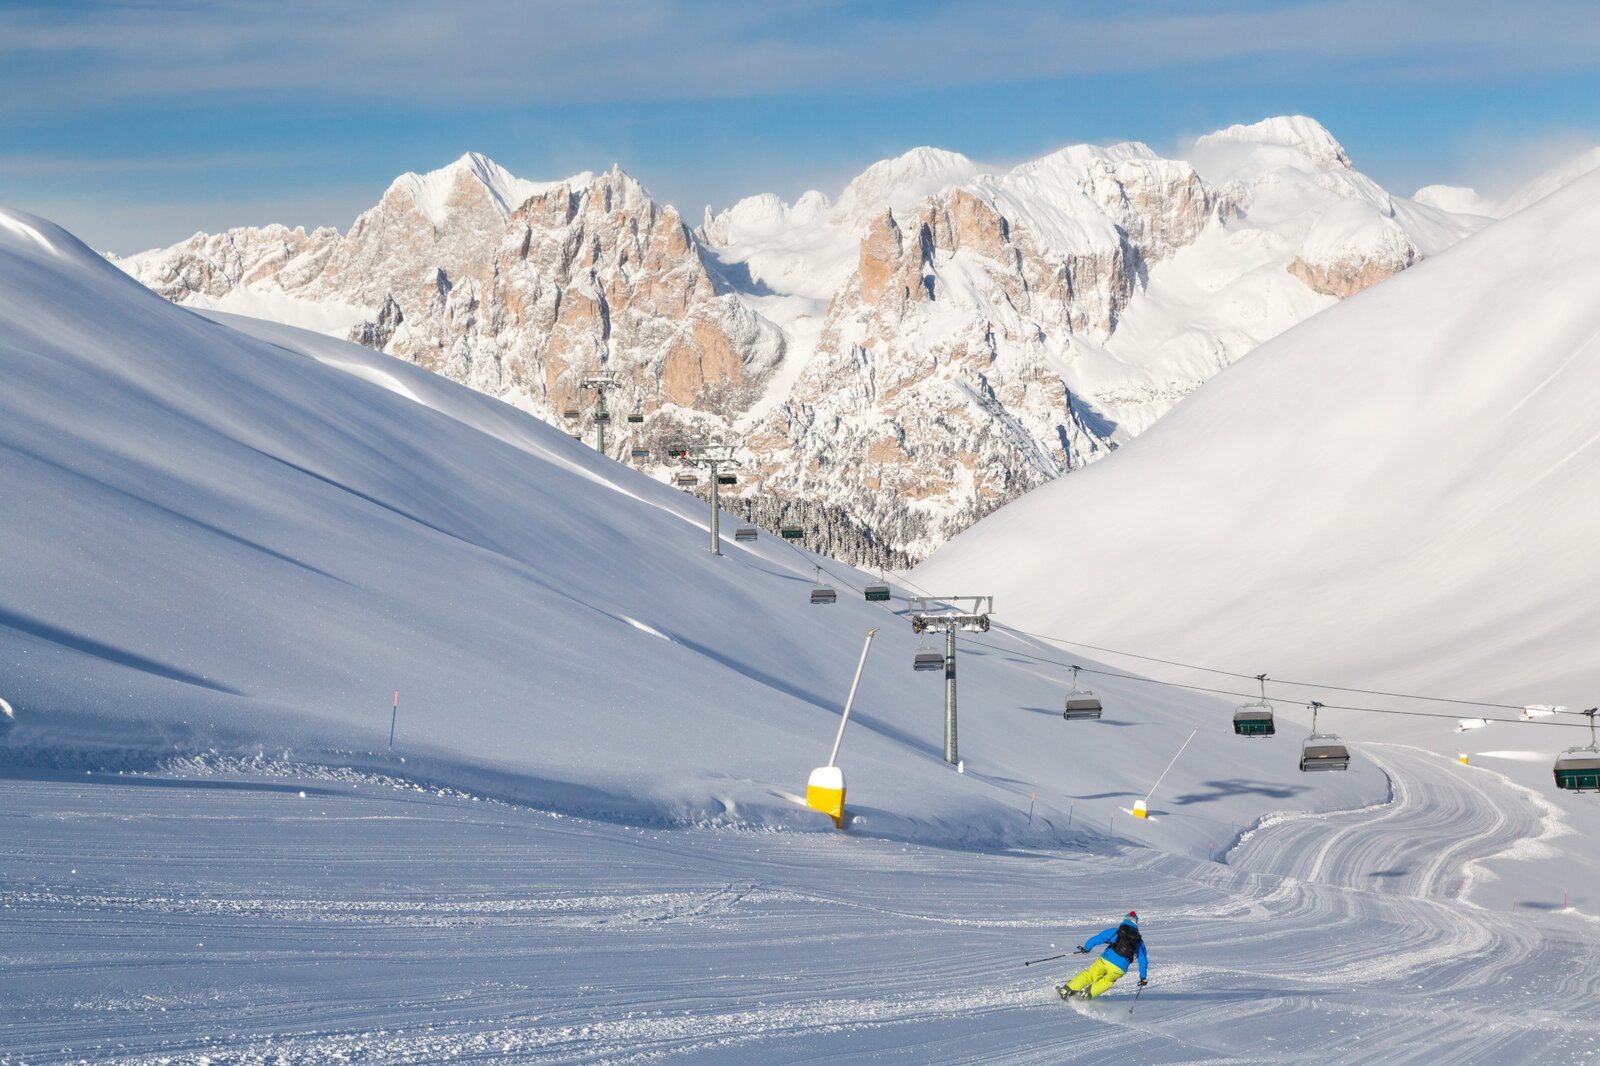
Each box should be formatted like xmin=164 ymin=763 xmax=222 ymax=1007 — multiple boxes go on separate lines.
xmin=3 ymin=0 xmax=1596 ymax=116
xmin=0 ymin=150 xmax=286 ymax=178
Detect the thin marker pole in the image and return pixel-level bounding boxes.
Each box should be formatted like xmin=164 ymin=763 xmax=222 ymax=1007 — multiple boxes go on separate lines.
xmin=389 ymin=691 xmax=399 ymax=748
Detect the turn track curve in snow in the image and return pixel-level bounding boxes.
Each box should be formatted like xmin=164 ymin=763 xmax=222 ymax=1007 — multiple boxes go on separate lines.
xmin=2 ymin=747 xmax=1598 ymax=1065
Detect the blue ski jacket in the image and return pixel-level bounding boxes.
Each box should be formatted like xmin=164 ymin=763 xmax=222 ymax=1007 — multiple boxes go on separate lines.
xmin=1084 ymin=921 xmax=1148 ymax=979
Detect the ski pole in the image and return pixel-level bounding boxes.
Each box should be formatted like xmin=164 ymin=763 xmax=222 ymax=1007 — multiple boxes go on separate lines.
xmin=1023 ymin=952 xmax=1071 ymax=966
xmin=1129 ymin=981 xmax=1144 ymax=1014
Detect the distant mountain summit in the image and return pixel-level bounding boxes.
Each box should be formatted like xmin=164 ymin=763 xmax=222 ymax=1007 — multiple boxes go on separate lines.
xmin=117 ymin=118 xmax=1492 ymax=563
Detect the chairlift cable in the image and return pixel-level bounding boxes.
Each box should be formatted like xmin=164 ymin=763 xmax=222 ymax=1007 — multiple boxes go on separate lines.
xmin=962 ymin=634 xmax=1593 ymax=729
xmin=982 ymin=618 xmax=1527 ymax=711
xmin=758 ymin=535 xmax=1552 ymax=722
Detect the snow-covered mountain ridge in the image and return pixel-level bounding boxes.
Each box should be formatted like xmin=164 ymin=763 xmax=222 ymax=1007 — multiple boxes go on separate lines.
xmin=116 ymin=120 xmax=1492 ymax=561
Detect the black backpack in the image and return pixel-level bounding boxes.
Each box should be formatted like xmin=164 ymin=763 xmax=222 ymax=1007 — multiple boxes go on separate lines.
xmin=1109 ymin=922 xmax=1142 ymax=962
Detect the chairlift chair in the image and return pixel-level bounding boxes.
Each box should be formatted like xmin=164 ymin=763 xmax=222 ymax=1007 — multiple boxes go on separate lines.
xmin=1063 ymin=665 xmax=1103 ymax=720
xmin=809 ymin=567 xmax=836 ymax=605
xmin=780 ymin=526 xmax=804 ymax=540
xmin=734 ymin=525 xmax=758 ymax=542
xmin=912 ymin=628 xmax=943 ymax=671
xmin=1299 ymin=702 xmax=1350 ymax=771
xmin=563 ymin=406 xmax=580 ymax=419
xmin=675 ymin=473 xmax=698 ymax=486
xmin=717 ymin=474 xmax=737 ymax=486
xmin=1553 ymin=709 xmax=1600 ymax=791
xmin=1233 ymin=673 xmax=1276 ymax=737
xmin=630 ymin=444 xmax=650 ymax=460
xmin=864 ymin=580 xmax=891 ymax=602
xmin=627 ymin=410 xmax=645 ymax=424
xmin=593 ymin=411 xmax=611 ymax=423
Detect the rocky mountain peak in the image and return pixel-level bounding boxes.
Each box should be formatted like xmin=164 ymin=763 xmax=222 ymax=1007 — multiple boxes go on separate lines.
xmin=384 ymin=152 xmax=558 ymax=228
xmin=831 ymin=146 xmax=983 ymax=228
xmin=1195 ymin=115 xmax=1353 ymax=171
xmin=116 ymin=120 xmax=1495 ymax=566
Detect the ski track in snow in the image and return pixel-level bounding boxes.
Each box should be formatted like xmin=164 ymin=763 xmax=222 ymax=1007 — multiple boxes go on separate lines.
xmin=3 ymin=749 xmax=1599 ymax=1065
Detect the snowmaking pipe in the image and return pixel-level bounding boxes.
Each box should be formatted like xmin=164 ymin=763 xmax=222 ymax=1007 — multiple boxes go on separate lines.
xmin=828 ymin=627 xmax=880 ymax=767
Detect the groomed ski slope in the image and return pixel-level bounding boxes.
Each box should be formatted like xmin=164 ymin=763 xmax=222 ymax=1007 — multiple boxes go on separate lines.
xmin=1 ymin=206 xmax=1598 ymax=1062
xmin=3 ymin=742 xmax=1596 ymax=1064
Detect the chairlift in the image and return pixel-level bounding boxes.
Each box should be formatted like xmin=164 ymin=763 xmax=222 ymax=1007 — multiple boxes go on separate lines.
xmin=1233 ymin=673 xmax=1276 ymax=737
xmin=864 ymin=577 xmax=891 ymax=602
xmin=563 ymin=406 xmax=580 ymax=419
xmin=809 ymin=566 xmax=836 ymax=605
xmin=1299 ymin=702 xmax=1350 ymax=771
xmin=630 ymin=443 xmax=650 ymax=460
xmin=717 ymin=474 xmax=737 ymax=486
xmin=627 ymin=410 xmax=645 ymax=424
xmin=1553 ymin=708 xmax=1600 ymax=792
xmin=675 ymin=473 xmax=698 ymax=486
xmin=593 ymin=410 xmax=611 ymax=423
xmin=734 ymin=525 xmax=758 ymax=542
xmin=912 ymin=627 xmax=943 ymax=671
xmin=1063 ymin=665 xmax=1103 ymax=720
xmin=780 ymin=526 xmax=804 ymax=540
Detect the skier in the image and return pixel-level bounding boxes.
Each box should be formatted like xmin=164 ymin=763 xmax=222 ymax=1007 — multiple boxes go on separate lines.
xmin=1057 ymin=911 xmax=1148 ymax=999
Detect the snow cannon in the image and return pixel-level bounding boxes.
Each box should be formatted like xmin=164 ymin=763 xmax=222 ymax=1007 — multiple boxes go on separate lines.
xmin=0 ymin=697 xmax=13 ymax=737
xmin=806 ymin=765 xmax=846 ymax=829
xmin=804 ymin=627 xmax=881 ymax=831
xmin=1132 ymin=799 xmax=1149 ymax=819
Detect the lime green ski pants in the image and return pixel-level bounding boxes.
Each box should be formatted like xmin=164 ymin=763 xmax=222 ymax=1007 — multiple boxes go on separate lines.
xmin=1066 ymin=956 xmax=1126 ymax=998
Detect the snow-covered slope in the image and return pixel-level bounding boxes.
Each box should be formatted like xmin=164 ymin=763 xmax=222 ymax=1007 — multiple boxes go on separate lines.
xmin=114 ymin=119 xmax=1490 ymax=565
xmin=0 ymin=207 xmax=1385 ymax=855
xmin=915 ymin=166 xmax=1600 ymax=709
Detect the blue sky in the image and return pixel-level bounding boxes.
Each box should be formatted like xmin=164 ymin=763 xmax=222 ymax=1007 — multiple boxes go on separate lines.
xmin=3 ymin=0 xmax=1596 ymax=254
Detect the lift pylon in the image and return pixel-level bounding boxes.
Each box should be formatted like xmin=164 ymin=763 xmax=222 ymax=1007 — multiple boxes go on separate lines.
xmin=907 ymin=596 xmax=992 ymax=766
xmin=579 ymin=371 xmax=620 ymax=454
xmin=679 ymin=442 xmax=742 ymax=555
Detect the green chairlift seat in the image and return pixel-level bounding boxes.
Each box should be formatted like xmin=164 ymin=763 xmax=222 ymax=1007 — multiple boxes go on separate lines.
xmin=1233 ymin=674 xmax=1275 ymax=737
